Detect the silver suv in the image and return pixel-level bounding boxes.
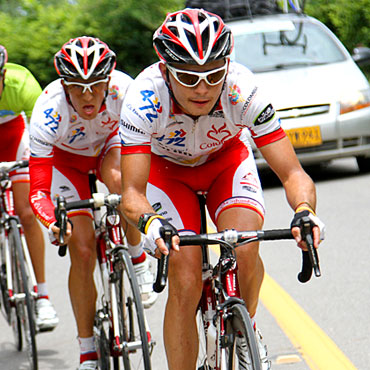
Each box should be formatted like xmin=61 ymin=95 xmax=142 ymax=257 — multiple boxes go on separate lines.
xmin=227 ymin=11 xmax=370 ymax=171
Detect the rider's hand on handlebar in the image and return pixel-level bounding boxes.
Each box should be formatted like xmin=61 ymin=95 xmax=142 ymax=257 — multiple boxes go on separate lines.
xmin=48 ymin=220 xmax=73 ymax=246
xmin=142 ymin=218 xmax=179 ymax=258
xmin=290 ymin=208 xmax=325 ymax=250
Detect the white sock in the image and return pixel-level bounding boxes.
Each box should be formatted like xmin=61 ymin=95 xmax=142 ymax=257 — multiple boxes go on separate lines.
xmin=37 ymin=282 xmax=48 ymax=298
xmin=78 ymin=336 xmax=96 ymax=354
xmin=127 ymin=242 xmax=144 ymax=259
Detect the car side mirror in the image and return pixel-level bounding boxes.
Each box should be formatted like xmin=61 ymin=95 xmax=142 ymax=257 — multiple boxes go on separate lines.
xmin=352 ymin=46 xmax=370 ymax=67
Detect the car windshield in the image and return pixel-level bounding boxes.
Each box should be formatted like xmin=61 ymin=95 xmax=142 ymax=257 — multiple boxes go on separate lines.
xmin=231 ymin=20 xmax=347 ymax=73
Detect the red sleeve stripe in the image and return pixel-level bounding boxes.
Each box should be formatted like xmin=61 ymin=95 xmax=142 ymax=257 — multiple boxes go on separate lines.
xmin=253 ymin=127 xmax=286 ymax=148
xmin=121 ymin=145 xmax=151 ymax=155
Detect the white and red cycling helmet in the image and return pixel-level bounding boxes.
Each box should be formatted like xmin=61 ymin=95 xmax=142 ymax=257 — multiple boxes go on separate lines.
xmin=54 ymin=36 xmax=116 ymax=80
xmin=0 ymin=45 xmax=8 ymax=73
xmin=153 ymin=8 xmax=233 ymax=65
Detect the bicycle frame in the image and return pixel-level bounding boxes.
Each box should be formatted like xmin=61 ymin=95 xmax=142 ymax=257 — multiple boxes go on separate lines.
xmin=94 ymin=199 xmax=127 ymax=356
xmin=0 ymin=163 xmax=38 ymax=317
xmin=55 ymin=183 xmax=154 ymax=369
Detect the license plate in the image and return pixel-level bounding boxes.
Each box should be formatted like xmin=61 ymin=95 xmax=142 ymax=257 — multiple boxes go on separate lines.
xmin=285 ymin=126 xmax=322 ymax=148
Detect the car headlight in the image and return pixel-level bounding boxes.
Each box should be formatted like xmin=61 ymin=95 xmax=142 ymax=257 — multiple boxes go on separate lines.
xmin=339 ymin=88 xmax=370 ymax=114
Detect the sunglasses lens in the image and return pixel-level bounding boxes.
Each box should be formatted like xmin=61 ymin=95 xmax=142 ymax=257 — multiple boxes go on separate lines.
xmin=207 ymin=69 xmax=226 ymax=85
xmin=177 ymin=72 xmax=200 ymax=86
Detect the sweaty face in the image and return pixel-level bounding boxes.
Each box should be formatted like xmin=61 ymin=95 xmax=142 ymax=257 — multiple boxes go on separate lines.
xmin=63 ymin=77 xmax=110 ymax=120
xmin=160 ymin=59 xmax=228 ymax=118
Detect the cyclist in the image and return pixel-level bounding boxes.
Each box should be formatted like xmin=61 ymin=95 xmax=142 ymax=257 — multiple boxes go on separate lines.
xmin=28 ymin=36 xmax=157 ymax=370
xmin=0 ymin=45 xmax=59 ymax=331
xmin=119 ymin=8 xmax=325 ymax=370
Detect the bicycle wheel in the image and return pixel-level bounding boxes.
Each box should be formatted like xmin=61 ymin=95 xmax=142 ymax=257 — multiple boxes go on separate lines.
xmin=224 ymin=303 xmax=261 ymax=370
xmin=9 ymin=244 xmax=23 ymax=351
xmin=115 ymin=249 xmax=151 ymax=370
xmin=196 ymin=308 xmax=208 ymax=370
xmin=94 ymin=312 xmax=111 ymax=370
xmin=9 ymin=218 xmax=38 ymax=370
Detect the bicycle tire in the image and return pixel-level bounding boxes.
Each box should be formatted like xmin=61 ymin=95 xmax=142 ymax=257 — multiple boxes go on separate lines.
xmin=9 ymin=218 xmax=38 ymax=370
xmin=10 ymin=244 xmax=23 ymax=351
xmin=95 ymin=319 xmax=111 ymax=370
xmin=225 ymin=303 xmax=261 ymax=370
xmin=196 ymin=308 xmax=208 ymax=370
xmin=115 ymin=249 xmax=151 ymax=370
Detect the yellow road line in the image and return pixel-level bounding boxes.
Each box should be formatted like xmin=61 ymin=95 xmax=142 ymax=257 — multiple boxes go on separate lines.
xmin=260 ymin=274 xmax=357 ymax=370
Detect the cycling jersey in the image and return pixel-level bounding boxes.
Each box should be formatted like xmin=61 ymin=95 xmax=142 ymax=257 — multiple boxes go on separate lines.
xmin=0 ymin=63 xmax=42 ymax=181
xmin=0 ymin=63 xmax=42 ymax=124
xmin=120 ymin=61 xmax=285 ymax=166
xmin=120 ymin=61 xmax=286 ymax=230
xmin=29 ymin=70 xmax=132 ymax=227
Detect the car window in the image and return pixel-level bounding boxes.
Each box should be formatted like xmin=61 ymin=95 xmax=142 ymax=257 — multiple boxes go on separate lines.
xmin=231 ymin=20 xmax=347 ymax=72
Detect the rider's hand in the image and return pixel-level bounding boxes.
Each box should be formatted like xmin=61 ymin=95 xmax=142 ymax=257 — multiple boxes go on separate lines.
xmin=48 ymin=220 xmax=73 ymax=246
xmin=142 ymin=218 xmax=179 ymax=257
xmin=290 ymin=206 xmax=325 ymax=250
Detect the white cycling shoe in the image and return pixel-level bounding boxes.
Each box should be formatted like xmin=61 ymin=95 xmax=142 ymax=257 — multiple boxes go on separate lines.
xmin=235 ymin=328 xmax=271 ymax=370
xmin=35 ymin=298 xmax=59 ymax=332
xmin=133 ymin=258 xmax=158 ymax=309
xmin=255 ymin=328 xmax=271 ymax=370
xmin=78 ymin=360 xmax=98 ymax=370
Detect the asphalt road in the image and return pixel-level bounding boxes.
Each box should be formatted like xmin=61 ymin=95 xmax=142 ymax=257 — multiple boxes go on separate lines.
xmin=0 ymin=157 xmax=368 ymax=370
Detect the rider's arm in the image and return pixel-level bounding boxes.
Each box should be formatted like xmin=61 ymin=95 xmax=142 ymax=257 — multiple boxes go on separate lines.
xmin=120 ymin=151 xmax=179 ymax=255
xmin=258 ymin=136 xmax=320 ymax=247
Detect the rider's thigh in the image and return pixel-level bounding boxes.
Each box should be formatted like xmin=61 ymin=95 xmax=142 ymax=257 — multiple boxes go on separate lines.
xmin=99 ymin=146 xmax=121 ymax=194
xmin=12 ymin=181 xmax=35 ymax=221
xmin=217 ymin=206 xmax=263 ymax=270
xmin=68 ymin=215 xmax=96 ymax=269
xmin=167 ymin=244 xmax=203 ymax=305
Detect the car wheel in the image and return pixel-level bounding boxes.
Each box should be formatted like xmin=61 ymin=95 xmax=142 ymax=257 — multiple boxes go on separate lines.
xmin=356 ymin=156 xmax=370 ymax=172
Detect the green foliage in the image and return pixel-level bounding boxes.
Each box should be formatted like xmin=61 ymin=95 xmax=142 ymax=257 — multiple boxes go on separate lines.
xmin=305 ymin=0 xmax=370 ymax=53
xmin=0 ymin=0 xmax=368 ymax=87
xmin=0 ymin=0 xmax=183 ymax=87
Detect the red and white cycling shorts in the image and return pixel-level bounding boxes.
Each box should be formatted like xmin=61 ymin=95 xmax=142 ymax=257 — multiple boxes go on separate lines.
xmin=146 ymin=135 xmax=265 ymax=234
xmin=0 ymin=115 xmax=30 ymax=183
xmin=50 ymin=134 xmax=119 ymax=219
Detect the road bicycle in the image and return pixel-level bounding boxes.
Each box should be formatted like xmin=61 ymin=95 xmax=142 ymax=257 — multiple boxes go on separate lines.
xmin=54 ymin=179 xmax=154 ymax=370
xmin=154 ymin=193 xmax=320 ymax=370
xmin=0 ymin=160 xmax=38 ymax=370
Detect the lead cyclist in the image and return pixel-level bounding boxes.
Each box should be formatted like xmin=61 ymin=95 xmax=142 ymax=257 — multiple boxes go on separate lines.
xmin=119 ymin=8 xmax=325 ymax=370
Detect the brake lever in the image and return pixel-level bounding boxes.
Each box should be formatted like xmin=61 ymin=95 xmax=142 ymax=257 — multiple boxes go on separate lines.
xmin=152 ymin=224 xmax=172 ymax=293
xmin=55 ymin=196 xmax=68 ymax=257
xmin=298 ymin=216 xmax=321 ymax=282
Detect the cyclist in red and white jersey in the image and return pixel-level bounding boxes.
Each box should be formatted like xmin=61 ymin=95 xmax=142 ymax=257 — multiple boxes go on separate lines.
xmin=29 ymin=36 xmax=156 ymax=370
xmin=0 ymin=45 xmax=59 ymax=331
xmin=119 ymin=9 xmax=325 ymax=370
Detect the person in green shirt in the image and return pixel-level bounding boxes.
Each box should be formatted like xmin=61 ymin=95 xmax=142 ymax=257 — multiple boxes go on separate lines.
xmin=0 ymin=45 xmax=58 ymax=330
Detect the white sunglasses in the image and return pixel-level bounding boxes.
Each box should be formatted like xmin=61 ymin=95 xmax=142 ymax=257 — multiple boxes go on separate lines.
xmin=63 ymin=76 xmax=109 ymax=94
xmin=166 ymin=63 xmax=228 ymax=88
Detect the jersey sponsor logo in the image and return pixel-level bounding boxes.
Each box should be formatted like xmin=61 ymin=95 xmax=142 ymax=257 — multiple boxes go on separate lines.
xmin=228 ymin=84 xmax=245 ymax=105
xmin=200 ymin=123 xmax=232 ymax=150
xmin=70 ymin=115 xmax=78 ymax=124
xmin=43 ymin=108 xmax=61 ymax=133
xmin=120 ymin=119 xmax=145 ymax=135
xmin=126 ymin=103 xmax=146 ymax=122
xmin=0 ymin=109 xmax=15 ymax=117
xmin=240 ymin=86 xmax=258 ymax=120
xmin=101 ymin=117 xmax=118 ymax=130
xmin=139 ymin=90 xmax=162 ymax=123
xmin=30 ymin=135 xmax=53 ymax=147
xmin=68 ymin=126 xmax=86 ymax=144
xmin=254 ymin=104 xmax=275 ymax=126
xmin=156 ymin=129 xmax=186 ymax=147
xmin=109 ymin=84 xmax=120 ymax=100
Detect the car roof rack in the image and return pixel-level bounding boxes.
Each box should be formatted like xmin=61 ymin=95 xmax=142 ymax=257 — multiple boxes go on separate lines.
xmin=184 ymin=0 xmax=305 ymax=21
